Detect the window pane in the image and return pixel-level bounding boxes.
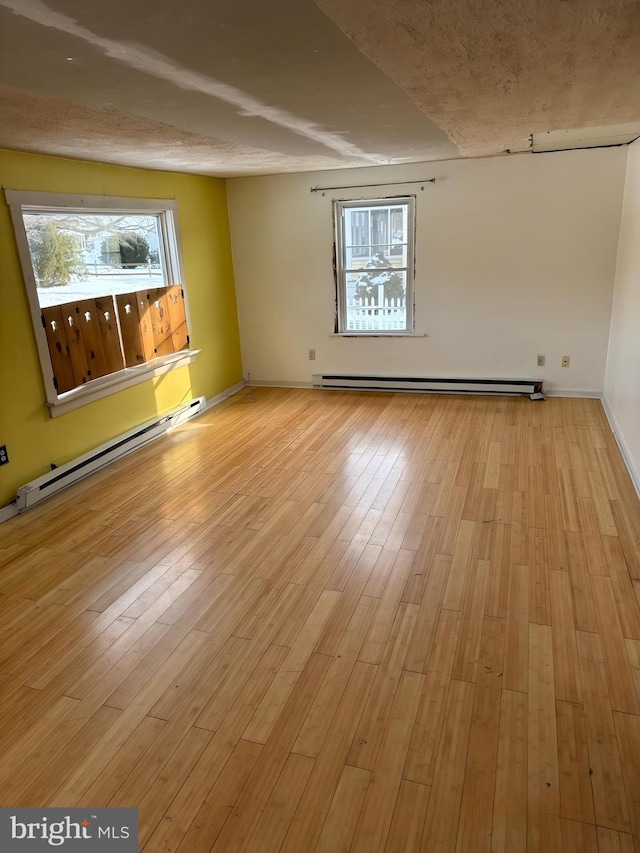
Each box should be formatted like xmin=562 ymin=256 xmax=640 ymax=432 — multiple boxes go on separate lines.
xmin=345 ymin=244 xmax=377 ymax=269
xmin=344 ymin=270 xmax=407 ymax=331
xmin=370 ymin=208 xmax=389 ymax=251
xmin=343 ymin=203 xmax=409 ymax=266
xmin=390 ymin=207 xmax=405 ymax=256
xmin=22 ymin=212 xmax=166 ymax=308
xmin=348 ymin=209 xmax=370 ymax=258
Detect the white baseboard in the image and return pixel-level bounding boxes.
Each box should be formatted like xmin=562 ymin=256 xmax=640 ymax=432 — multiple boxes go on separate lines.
xmin=601 ymin=397 xmax=640 ymax=500
xmin=544 ymin=389 xmax=602 ymax=398
xmin=249 ymin=380 xmax=314 ymax=389
xmin=0 ymin=502 xmax=18 ymax=524
xmin=204 ymin=379 xmax=246 ymax=409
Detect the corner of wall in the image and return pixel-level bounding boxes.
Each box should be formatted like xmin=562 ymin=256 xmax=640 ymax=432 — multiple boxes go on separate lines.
xmin=601 ymin=396 xmax=640 ymax=500
xmin=602 ymin=138 xmax=640 ymax=499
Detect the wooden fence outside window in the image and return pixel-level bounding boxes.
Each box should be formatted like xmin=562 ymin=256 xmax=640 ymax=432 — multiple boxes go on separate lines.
xmin=41 ymin=284 xmax=188 ymax=393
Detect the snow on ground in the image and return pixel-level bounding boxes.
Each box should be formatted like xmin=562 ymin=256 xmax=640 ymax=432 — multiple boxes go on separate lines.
xmin=37 ymin=271 xmax=165 ymax=307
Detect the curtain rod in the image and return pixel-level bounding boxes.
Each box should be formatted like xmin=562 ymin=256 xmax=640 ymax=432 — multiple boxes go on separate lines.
xmin=310 ymin=178 xmax=436 ymax=195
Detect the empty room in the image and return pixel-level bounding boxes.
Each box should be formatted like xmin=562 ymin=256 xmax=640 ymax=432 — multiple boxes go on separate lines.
xmin=1 ymin=1 xmax=640 ymax=851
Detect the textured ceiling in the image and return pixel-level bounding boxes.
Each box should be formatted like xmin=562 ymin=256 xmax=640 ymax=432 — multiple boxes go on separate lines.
xmin=0 ymin=0 xmax=639 ymax=175
xmin=315 ymin=0 xmax=640 ymax=156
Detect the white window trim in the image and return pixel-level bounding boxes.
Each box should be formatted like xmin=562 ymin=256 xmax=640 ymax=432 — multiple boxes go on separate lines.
xmin=330 ymin=332 xmax=427 ymax=337
xmin=45 ymin=349 xmax=201 ymax=417
xmin=334 ymin=196 xmax=416 ymax=335
xmin=5 ymin=190 xmax=197 ymax=417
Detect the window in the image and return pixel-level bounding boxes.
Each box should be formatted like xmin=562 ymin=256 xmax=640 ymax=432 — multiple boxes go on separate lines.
xmin=334 ymin=197 xmax=415 ymax=334
xmin=6 ymin=191 xmax=196 ymax=416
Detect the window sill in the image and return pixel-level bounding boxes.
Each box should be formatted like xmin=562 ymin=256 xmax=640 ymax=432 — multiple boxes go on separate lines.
xmin=331 ymin=332 xmax=427 ymax=338
xmin=45 ymin=349 xmax=200 ymax=417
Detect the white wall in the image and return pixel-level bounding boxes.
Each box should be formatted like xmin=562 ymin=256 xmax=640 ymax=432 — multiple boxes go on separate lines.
xmin=227 ymin=148 xmax=626 ymax=394
xmin=604 ymin=137 xmax=640 ymax=493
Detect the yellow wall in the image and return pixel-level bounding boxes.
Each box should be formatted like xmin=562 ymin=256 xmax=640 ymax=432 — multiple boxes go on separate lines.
xmin=0 ymin=148 xmax=243 ymax=506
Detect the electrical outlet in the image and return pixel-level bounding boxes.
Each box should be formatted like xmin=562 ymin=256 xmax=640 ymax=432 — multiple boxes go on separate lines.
xmin=0 ymin=445 xmax=8 ymax=466
xmin=562 ymin=355 xmax=570 ymax=368
xmin=537 ymin=355 xmax=545 ymax=367
xmin=309 ymin=348 xmax=316 ymax=361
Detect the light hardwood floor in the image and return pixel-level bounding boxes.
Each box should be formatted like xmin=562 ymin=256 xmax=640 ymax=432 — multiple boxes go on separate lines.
xmin=1 ymin=388 xmax=640 ymax=852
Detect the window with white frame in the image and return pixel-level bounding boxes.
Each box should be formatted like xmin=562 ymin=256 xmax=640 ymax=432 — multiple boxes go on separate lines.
xmin=6 ymin=191 xmax=196 ymax=415
xmin=334 ymin=197 xmax=415 ymax=333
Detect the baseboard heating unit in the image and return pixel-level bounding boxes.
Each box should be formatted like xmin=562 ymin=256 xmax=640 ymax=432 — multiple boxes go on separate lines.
xmin=312 ymin=374 xmax=544 ymax=400
xmin=16 ymin=396 xmax=206 ymax=512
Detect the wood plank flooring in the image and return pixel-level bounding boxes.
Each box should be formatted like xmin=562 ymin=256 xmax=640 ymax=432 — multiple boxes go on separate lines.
xmin=1 ymin=388 xmax=640 ymax=851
